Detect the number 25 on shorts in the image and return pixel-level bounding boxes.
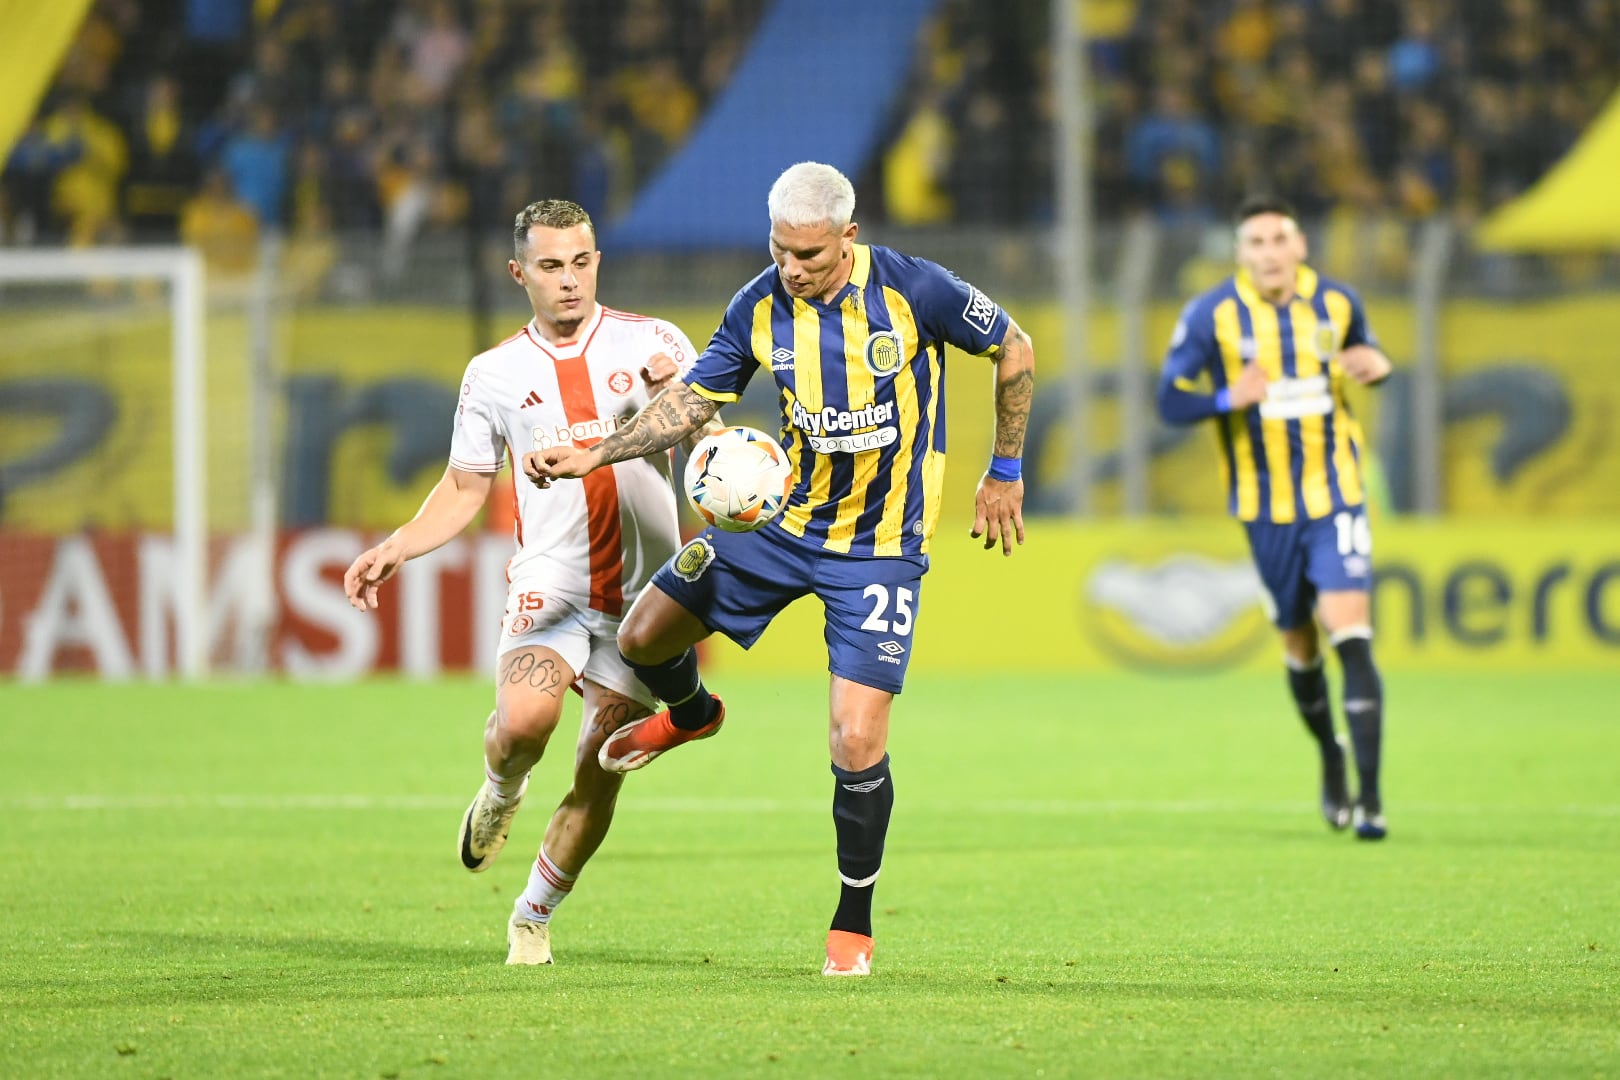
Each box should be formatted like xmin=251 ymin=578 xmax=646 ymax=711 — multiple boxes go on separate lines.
xmin=861 ymin=585 xmax=914 ymax=635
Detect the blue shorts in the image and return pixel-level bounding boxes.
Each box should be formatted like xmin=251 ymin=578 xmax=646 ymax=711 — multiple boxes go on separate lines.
xmin=650 ymin=524 xmax=929 ymax=694
xmin=1243 ymin=509 xmax=1373 ymax=630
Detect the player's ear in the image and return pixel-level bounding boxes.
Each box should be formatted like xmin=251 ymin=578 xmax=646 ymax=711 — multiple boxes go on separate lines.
xmin=508 ymin=259 xmax=525 ymax=286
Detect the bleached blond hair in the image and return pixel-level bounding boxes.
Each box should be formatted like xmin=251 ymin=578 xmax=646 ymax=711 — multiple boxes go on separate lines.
xmin=766 ymin=162 xmax=855 ymax=230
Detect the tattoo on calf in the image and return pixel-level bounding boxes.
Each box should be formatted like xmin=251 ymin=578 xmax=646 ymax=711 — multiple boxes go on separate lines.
xmin=586 ymin=699 xmax=639 ymax=739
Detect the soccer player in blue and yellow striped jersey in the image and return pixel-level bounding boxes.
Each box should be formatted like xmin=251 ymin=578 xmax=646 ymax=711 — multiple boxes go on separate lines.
xmin=536 ymin=162 xmax=1036 ymax=974
xmin=1158 ymin=195 xmax=1392 ymax=842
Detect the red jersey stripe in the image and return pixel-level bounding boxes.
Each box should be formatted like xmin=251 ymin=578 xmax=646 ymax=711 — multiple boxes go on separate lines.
xmin=554 ymin=354 xmax=624 ymax=615
xmin=505 ymin=447 xmax=523 ymax=548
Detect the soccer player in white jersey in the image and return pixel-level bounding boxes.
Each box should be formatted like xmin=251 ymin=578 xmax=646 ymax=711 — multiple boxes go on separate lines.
xmin=343 ymin=199 xmax=711 ymax=965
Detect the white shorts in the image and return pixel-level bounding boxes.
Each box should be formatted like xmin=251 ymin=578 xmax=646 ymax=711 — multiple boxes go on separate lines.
xmin=497 ymin=583 xmax=655 ymax=710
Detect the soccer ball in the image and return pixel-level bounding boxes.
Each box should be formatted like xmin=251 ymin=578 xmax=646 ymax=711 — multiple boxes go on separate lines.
xmin=683 ymin=425 xmax=793 ymax=532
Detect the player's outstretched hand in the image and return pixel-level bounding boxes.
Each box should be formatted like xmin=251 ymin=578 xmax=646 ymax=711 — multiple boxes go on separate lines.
xmin=532 ymin=445 xmax=602 ymax=483
xmin=1230 ymin=362 xmax=1270 ymax=410
xmin=344 ymin=539 xmax=405 ymax=611
xmin=1337 ymin=344 xmax=1391 ymax=385
xmin=520 ymin=450 xmax=554 ymax=489
xmin=971 ymin=476 xmax=1026 ymax=556
xmin=641 ymin=351 xmax=680 ymax=396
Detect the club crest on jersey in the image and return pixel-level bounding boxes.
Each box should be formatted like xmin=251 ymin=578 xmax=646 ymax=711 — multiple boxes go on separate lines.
xmin=862 ymin=330 xmax=905 ymax=377
xmin=673 ymin=537 xmax=716 ymax=582
xmin=1316 ymin=322 xmax=1340 ymax=358
xmin=607 ymin=369 xmax=635 ymax=395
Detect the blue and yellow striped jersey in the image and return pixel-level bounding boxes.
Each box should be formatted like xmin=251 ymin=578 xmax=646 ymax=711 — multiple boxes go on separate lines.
xmin=685 ymin=243 xmax=1010 ymax=557
xmin=1157 ymin=266 xmax=1378 ymax=524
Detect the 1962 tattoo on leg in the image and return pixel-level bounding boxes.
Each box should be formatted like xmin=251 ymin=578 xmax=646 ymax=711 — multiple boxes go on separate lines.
xmin=500 ymin=651 xmax=566 ymax=695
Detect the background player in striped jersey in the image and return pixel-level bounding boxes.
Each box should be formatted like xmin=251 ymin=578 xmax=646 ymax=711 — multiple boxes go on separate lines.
xmin=536 ymin=162 xmax=1036 ymax=976
xmin=343 ymin=199 xmax=715 ymax=965
xmin=1157 ymin=195 xmax=1392 ymax=841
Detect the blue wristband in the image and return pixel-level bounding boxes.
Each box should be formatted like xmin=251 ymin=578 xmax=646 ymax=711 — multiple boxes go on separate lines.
xmin=1214 ymin=387 xmax=1232 ymax=413
xmin=988 ymin=454 xmax=1022 ymax=482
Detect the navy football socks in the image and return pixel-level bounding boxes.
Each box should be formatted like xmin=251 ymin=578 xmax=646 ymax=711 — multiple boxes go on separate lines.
xmin=620 ymin=648 xmax=718 ymax=731
xmin=1334 ymin=635 xmax=1384 ymax=807
xmin=829 ymin=755 xmax=894 ymax=937
xmin=1285 ymin=657 xmax=1341 ymax=758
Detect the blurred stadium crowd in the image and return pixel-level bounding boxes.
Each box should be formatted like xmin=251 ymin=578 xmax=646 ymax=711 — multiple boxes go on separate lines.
xmin=1 ymin=0 xmax=767 ymax=260
xmin=4 ymin=0 xmax=1618 ymax=262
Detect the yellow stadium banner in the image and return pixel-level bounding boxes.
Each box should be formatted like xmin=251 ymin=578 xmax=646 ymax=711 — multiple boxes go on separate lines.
xmin=0 ymin=0 xmax=94 ymax=162
xmin=704 ymin=520 xmax=1620 ymax=677
xmin=3 ymin=296 xmax=1618 ymax=529
xmin=1476 ymin=89 xmax=1620 ymax=251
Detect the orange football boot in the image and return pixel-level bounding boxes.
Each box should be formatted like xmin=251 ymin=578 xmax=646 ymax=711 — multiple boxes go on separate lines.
xmin=597 ymin=694 xmax=725 ymax=774
xmin=822 ymin=930 xmax=874 ymax=976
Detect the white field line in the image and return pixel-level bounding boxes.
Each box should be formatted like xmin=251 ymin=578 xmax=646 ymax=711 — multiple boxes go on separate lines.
xmin=1 ymin=795 xmax=1618 ymax=818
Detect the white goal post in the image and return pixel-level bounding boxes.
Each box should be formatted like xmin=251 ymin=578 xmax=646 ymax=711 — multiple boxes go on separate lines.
xmin=0 ymin=247 xmax=208 ymax=678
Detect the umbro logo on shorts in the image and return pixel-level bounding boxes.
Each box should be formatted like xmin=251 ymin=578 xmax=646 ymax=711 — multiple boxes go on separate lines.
xmin=841 ymin=778 xmax=887 ymax=793
xmin=876 ymin=641 xmax=905 ymax=655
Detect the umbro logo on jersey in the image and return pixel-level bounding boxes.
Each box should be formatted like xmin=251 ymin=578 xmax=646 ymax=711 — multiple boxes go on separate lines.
xmin=770 ymin=347 xmax=795 ymax=371
xmin=841 ymin=778 xmax=887 ymax=793
xmin=520 ymin=390 xmax=544 ymax=408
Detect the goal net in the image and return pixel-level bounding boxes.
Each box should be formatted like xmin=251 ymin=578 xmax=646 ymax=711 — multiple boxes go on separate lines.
xmin=0 ymin=247 xmax=266 ymax=680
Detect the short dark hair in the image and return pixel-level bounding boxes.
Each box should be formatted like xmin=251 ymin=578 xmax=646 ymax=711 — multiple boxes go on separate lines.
xmin=513 ymin=199 xmax=594 ymax=256
xmin=1234 ymin=195 xmax=1299 ymax=228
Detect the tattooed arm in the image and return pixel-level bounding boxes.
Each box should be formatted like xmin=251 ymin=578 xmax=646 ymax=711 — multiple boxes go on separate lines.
xmin=641 ymin=356 xmax=728 ymax=453
xmin=971 ymin=318 xmax=1035 ymax=556
xmin=529 ymin=380 xmax=721 ymax=484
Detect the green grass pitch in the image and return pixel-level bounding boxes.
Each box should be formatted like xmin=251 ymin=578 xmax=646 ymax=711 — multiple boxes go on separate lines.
xmin=2 ymin=671 xmax=1617 ymax=1078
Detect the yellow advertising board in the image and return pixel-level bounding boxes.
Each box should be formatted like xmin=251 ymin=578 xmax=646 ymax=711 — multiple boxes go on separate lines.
xmin=702 ymin=520 xmax=1620 ymax=676
xmin=3 ymin=295 xmax=1618 ymax=530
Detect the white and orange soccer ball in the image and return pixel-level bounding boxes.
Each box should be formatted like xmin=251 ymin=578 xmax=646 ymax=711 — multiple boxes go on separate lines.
xmin=683 ymin=425 xmax=793 ymax=532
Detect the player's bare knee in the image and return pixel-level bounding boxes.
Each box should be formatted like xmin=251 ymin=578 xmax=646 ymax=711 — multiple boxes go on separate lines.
xmin=615 ymin=619 xmax=669 ymax=666
xmin=615 ymin=622 xmax=649 ymax=664
xmin=495 ymin=696 xmax=561 ymax=751
xmin=830 ymin=725 xmax=886 ymax=772
xmin=1280 ymin=625 xmax=1320 ymax=666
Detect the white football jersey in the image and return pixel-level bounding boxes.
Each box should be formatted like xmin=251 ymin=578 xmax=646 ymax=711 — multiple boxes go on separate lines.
xmin=448 ymin=304 xmax=697 ymax=616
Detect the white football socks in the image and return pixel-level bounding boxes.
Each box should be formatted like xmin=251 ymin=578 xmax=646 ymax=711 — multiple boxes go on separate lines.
xmin=484 ymin=760 xmax=527 ymax=804
xmin=515 ymin=847 xmax=576 ymax=924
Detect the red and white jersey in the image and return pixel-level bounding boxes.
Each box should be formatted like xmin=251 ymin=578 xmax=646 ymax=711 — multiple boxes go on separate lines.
xmin=448 ymin=304 xmax=697 ymax=616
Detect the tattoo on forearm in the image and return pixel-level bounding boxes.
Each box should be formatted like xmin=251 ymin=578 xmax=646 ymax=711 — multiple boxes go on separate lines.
xmin=593 ymin=384 xmax=719 ymax=466
xmin=993 ymin=334 xmax=1035 ymax=457
xmin=500 ymin=651 xmax=565 ymax=695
